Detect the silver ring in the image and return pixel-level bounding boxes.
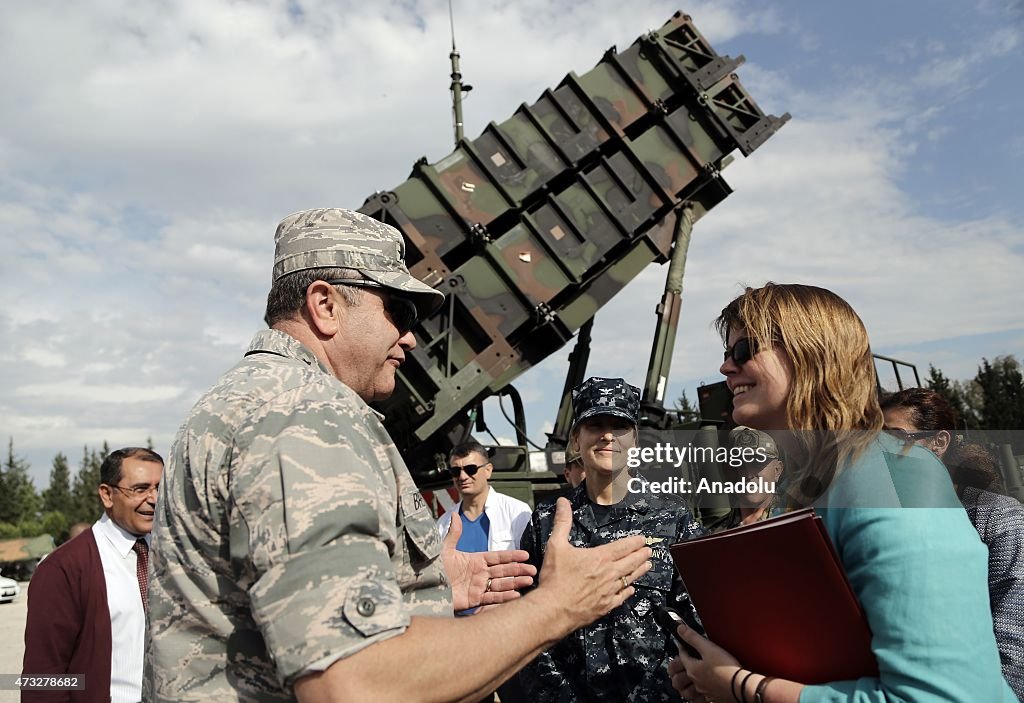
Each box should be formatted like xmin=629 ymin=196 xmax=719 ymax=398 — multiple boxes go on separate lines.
xmin=620 ymin=576 xmax=629 ymax=590
xmin=485 ymin=577 xmax=493 ymax=593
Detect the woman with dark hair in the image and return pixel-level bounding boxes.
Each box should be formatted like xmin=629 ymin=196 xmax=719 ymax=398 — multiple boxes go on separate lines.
xmin=883 ymin=387 xmax=1024 ymax=698
xmin=668 ymin=283 xmax=1015 ymax=703
xmin=881 ymin=387 xmax=1004 ymax=491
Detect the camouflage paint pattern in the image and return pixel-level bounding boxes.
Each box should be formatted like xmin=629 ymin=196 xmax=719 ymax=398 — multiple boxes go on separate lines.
xmin=527 ymin=84 xmax=612 ymax=165
xmin=377 ymin=182 xmax=460 ymax=261
xmin=355 ymin=11 xmax=788 ymax=486
xmin=576 ymin=61 xmax=655 ymax=133
xmin=489 ymin=222 xmax=572 ymax=307
xmin=472 ymin=120 xmax=563 ymax=205
xmin=145 ymin=330 xmax=450 ymax=701
xmin=431 ymin=150 xmax=509 ymax=227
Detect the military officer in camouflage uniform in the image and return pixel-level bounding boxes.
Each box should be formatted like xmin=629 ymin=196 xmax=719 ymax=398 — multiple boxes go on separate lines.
xmin=146 ymin=209 xmax=654 ymax=702
xmin=563 ymin=444 xmax=586 ymax=489
xmin=705 ymin=426 xmax=784 ymax=533
xmin=519 ymin=377 xmax=705 ymax=702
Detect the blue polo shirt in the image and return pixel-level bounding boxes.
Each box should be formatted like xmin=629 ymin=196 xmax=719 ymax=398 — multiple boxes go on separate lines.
xmin=455 ymin=510 xmax=490 ymax=553
xmin=455 ymin=510 xmax=490 ymax=617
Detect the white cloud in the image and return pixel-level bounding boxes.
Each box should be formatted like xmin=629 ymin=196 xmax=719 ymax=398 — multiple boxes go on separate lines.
xmin=2 ymin=0 xmax=1022 ymax=486
xmin=14 ymin=383 xmax=184 ymax=403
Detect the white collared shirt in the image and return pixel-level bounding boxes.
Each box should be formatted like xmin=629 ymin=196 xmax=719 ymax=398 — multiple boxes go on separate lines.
xmin=436 ymin=486 xmax=533 ymax=551
xmin=93 ymin=513 xmax=149 ymax=703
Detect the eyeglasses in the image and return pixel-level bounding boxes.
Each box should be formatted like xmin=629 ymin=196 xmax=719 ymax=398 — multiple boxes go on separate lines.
xmin=884 ymin=428 xmax=937 ymax=443
xmin=723 ymin=337 xmax=763 ymax=366
xmin=108 ymin=483 xmax=159 ymax=499
xmin=448 ymin=462 xmax=491 ymax=478
xmin=326 ymin=279 xmax=419 ymax=334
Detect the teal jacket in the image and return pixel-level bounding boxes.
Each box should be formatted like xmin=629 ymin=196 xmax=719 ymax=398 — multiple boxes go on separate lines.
xmin=800 ymin=435 xmax=1018 ymax=702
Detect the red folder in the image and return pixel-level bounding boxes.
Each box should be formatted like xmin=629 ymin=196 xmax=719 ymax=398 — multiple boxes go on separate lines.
xmin=669 ymin=508 xmax=878 ymax=684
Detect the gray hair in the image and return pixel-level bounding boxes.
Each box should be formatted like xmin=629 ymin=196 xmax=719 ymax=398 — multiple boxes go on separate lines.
xmin=264 ymin=267 xmax=365 ymax=327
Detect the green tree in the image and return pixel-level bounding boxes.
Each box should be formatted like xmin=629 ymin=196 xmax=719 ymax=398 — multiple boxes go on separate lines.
xmin=674 ymin=389 xmax=698 ymax=419
xmin=973 ymin=356 xmax=1024 ymax=430
xmin=16 ymin=517 xmax=44 ymax=538
xmin=969 ymin=356 xmax=1024 ymax=454
xmin=0 ymin=438 xmax=41 ymax=525
xmin=70 ymin=445 xmax=104 ymax=525
xmin=42 ymin=452 xmax=74 ymax=516
xmin=40 ymin=511 xmax=69 ymax=541
xmin=926 ymin=365 xmax=978 ymax=428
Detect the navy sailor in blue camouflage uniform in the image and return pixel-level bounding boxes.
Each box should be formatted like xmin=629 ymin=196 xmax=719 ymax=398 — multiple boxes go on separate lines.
xmin=518 ymin=377 xmax=705 ymax=702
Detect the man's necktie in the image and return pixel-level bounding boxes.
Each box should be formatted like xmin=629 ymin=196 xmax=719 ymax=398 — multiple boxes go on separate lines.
xmin=133 ymin=538 xmax=149 ymax=611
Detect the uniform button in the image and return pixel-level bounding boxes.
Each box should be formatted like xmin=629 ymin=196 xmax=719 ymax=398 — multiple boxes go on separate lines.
xmin=356 ymin=598 xmax=376 ymax=617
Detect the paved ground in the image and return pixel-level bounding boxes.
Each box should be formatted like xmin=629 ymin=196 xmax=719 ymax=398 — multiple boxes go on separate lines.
xmin=0 ymin=585 xmax=28 ymax=703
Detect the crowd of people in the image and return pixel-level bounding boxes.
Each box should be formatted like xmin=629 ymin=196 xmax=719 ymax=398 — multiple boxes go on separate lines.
xmin=19 ymin=209 xmax=1023 ymax=702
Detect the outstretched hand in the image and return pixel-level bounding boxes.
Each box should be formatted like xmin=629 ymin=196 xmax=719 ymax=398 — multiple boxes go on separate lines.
xmin=534 ymin=498 xmax=653 ymax=629
xmin=442 ymin=510 xmax=536 ymax=611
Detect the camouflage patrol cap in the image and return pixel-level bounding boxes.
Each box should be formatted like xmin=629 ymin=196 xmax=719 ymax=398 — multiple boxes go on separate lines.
xmin=273 ymin=208 xmax=444 ymax=317
xmin=728 ymin=426 xmax=779 ymax=460
xmin=571 ymin=377 xmax=641 ymax=431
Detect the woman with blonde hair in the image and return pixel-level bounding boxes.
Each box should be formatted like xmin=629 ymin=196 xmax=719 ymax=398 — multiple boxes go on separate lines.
xmin=669 ymin=283 xmax=1015 ymax=703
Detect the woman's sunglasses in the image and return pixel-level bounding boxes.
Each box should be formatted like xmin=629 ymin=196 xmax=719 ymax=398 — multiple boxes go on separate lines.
xmin=327 ymin=279 xmax=419 ymax=334
xmin=883 ymin=428 xmax=937 ymax=443
xmin=723 ymin=337 xmax=761 ymax=366
xmin=448 ymin=462 xmax=490 ymax=478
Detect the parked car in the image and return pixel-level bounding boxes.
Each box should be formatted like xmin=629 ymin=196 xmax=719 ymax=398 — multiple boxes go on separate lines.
xmin=0 ymin=570 xmax=20 ymax=603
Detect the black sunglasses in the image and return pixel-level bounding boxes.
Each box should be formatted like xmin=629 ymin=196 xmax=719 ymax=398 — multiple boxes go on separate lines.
xmin=723 ymin=337 xmax=762 ymax=366
xmin=884 ymin=428 xmax=937 ymax=443
xmin=326 ymin=279 xmax=419 ymax=334
xmin=448 ymin=462 xmax=490 ymax=478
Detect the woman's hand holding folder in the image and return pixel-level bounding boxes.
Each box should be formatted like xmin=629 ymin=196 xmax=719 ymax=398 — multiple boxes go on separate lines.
xmin=668 ymin=620 xmax=804 ymax=703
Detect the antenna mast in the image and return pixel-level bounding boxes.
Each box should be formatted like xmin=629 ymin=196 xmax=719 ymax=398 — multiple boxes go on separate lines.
xmin=448 ymin=0 xmax=472 ymax=145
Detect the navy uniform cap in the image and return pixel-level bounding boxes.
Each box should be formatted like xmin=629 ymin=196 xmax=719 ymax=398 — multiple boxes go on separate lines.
xmin=571 ymin=377 xmax=641 ymax=430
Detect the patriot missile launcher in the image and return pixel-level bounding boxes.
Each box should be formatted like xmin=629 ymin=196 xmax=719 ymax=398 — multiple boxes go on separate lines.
xmin=358 ymin=11 xmax=790 ymax=502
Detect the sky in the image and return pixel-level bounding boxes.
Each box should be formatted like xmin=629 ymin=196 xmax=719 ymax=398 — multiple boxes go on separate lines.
xmin=1 ymin=0 xmax=1022 ymax=488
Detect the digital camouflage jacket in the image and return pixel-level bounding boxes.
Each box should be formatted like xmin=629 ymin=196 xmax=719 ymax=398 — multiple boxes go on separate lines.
xmin=145 ymin=330 xmax=450 ymax=701
xmin=518 ymin=477 xmax=705 ymax=703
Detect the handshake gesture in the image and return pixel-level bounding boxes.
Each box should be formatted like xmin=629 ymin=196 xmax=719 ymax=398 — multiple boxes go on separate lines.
xmin=443 ymin=497 xmax=652 ymax=624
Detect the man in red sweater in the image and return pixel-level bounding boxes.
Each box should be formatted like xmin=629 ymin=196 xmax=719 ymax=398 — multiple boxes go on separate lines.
xmin=22 ymin=447 xmax=163 ymax=703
